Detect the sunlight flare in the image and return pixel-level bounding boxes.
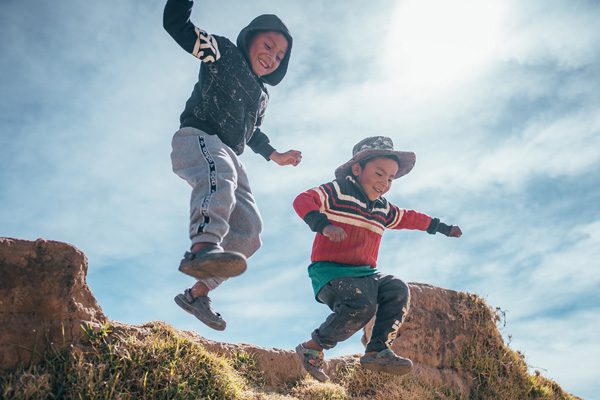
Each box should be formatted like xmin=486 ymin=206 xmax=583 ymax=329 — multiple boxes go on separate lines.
xmin=385 ymin=0 xmax=506 ymax=89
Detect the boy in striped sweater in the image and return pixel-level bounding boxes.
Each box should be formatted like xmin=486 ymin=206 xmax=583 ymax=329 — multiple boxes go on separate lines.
xmin=293 ymin=136 xmax=462 ymax=381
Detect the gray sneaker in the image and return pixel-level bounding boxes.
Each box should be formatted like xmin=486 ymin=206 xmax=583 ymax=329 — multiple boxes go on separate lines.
xmin=178 ymin=245 xmax=247 ymax=279
xmin=360 ymin=348 xmax=413 ymax=376
xmin=174 ymin=289 xmax=226 ymax=331
xmin=295 ymin=344 xmax=329 ymax=382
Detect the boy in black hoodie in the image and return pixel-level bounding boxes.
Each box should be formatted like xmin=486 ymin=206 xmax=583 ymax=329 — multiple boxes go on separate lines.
xmin=164 ymin=0 xmax=300 ymax=330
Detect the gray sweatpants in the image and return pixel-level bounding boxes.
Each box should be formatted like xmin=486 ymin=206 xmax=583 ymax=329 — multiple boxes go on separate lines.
xmin=312 ymin=274 xmax=410 ymax=353
xmin=171 ymin=127 xmax=263 ymax=289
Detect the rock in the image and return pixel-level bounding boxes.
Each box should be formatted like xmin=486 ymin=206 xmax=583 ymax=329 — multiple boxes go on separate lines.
xmin=360 ymin=283 xmax=503 ymax=396
xmin=111 ymin=321 xmax=307 ymax=389
xmin=0 ymin=238 xmax=576 ymax=399
xmin=0 ymin=238 xmax=107 ymax=370
xmin=394 ymin=283 xmax=496 ymax=368
xmin=195 ymin=338 xmax=306 ymax=388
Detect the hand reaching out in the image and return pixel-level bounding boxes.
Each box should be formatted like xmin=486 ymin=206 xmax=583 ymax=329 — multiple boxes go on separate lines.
xmin=270 ymin=150 xmax=302 ymax=166
xmin=322 ymin=225 xmax=347 ymax=242
xmin=449 ymin=226 xmax=462 ymax=238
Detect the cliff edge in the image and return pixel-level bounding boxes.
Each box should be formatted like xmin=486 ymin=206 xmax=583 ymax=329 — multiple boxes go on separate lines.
xmin=0 ymin=238 xmax=578 ymax=399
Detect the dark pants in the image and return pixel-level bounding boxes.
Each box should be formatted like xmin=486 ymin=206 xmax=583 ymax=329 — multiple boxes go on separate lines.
xmin=312 ymin=274 xmax=410 ymax=353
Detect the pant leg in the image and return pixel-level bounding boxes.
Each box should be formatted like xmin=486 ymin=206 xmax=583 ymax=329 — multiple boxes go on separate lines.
xmin=171 ymin=128 xmax=237 ymax=246
xmin=311 ymin=276 xmax=378 ymax=350
xmin=220 ymin=146 xmax=263 ymax=258
xmin=198 ymin=146 xmax=262 ymax=291
xmin=365 ymin=274 xmax=410 ymax=353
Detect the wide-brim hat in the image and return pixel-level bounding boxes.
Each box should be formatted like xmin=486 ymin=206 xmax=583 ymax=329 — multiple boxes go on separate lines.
xmin=334 ymin=136 xmax=416 ymax=181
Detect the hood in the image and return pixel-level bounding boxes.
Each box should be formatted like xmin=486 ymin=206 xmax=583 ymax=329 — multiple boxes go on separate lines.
xmin=237 ymin=14 xmax=293 ymax=86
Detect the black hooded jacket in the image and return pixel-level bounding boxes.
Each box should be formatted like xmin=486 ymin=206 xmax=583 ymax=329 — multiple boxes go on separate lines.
xmin=163 ymin=0 xmax=293 ymax=157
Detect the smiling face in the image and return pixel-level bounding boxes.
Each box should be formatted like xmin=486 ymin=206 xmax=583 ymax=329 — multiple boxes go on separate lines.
xmin=248 ymin=31 xmax=288 ymax=77
xmin=352 ymin=156 xmax=400 ymax=201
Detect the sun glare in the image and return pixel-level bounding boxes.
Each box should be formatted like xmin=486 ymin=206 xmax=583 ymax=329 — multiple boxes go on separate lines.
xmin=385 ymin=0 xmax=506 ymax=90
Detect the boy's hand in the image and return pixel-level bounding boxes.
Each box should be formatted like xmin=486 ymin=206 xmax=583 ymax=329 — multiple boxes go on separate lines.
xmin=449 ymin=226 xmax=462 ymax=238
xmin=322 ymin=225 xmax=347 ymax=242
xmin=270 ymin=150 xmax=302 ymax=166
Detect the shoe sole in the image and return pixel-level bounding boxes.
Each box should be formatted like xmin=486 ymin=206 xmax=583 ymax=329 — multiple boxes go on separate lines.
xmin=179 ymin=253 xmax=247 ymax=279
xmin=360 ymin=360 xmax=412 ymax=376
xmin=295 ymin=345 xmax=330 ymax=382
xmin=174 ymin=295 xmax=226 ymax=331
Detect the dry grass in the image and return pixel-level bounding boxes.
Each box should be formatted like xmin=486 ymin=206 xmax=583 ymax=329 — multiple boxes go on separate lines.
xmin=289 ymin=380 xmax=349 ymax=400
xmin=0 ymin=318 xmax=579 ymax=400
xmin=0 ymin=321 xmax=252 ymax=400
xmin=454 ymin=293 xmax=579 ymax=400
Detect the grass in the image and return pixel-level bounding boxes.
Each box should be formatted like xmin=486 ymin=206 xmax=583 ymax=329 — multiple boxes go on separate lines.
xmin=331 ymin=362 xmax=462 ymax=400
xmin=1 ymin=321 xmax=252 ymax=400
xmin=453 ymin=293 xmax=579 ymax=400
xmin=0 ymin=317 xmax=579 ymax=399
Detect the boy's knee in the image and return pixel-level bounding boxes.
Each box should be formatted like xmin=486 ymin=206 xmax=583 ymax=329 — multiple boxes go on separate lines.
xmin=243 ymin=213 xmax=262 ymax=256
xmin=250 ymin=214 xmax=263 ymax=236
xmin=355 ymin=303 xmax=378 ymax=325
xmin=338 ymin=302 xmax=377 ymax=325
xmin=245 ymin=234 xmax=262 ymax=257
xmin=388 ymin=278 xmax=410 ymax=299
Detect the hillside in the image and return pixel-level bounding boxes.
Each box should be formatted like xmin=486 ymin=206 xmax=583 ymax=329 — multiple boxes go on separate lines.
xmin=0 ymin=238 xmax=579 ymax=399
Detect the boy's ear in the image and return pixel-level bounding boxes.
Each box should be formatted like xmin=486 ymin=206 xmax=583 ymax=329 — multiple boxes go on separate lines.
xmin=351 ymin=162 xmax=362 ymax=177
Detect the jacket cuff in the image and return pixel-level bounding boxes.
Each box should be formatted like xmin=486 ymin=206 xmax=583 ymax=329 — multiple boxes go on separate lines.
xmin=259 ymin=144 xmax=276 ymax=161
xmin=427 ymin=218 xmax=453 ymax=236
xmin=303 ymin=211 xmax=331 ymax=233
xmin=436 ymin=222 xmax=453 ymax=236
xmin=247 ymin=128 xmax=276 ymax=160
xmin=427 ymin=218 xmax=440 ymax=234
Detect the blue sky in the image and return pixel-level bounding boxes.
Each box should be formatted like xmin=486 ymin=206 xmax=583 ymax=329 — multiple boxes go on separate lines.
xmin=1 ymin=0 xmax=599 ymax=398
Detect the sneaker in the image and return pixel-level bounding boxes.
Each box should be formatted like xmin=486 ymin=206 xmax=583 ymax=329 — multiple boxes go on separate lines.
xmin=360 ymin=348 xmax=413 ymax=376
xmin=178 ymin=245 xmax=247 ymax=279
xmin=295 ymin=344 xmax=329 ymax=382
xmin=174 ymin=289 xmax=226 ymax=331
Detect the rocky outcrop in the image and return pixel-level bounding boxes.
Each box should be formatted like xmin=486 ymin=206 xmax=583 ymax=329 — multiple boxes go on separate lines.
xmin=0 ymin=238 xmax=477 ymax=394
xmin=0 ymin=238 xmax=576 ymax=399
xmin=361 ymin=284 xmax=493 ymax=396
xmin=0 ymin=238 xmax=106 ymax=370
xmin=112 ymin=321 xmax=307 ymax=389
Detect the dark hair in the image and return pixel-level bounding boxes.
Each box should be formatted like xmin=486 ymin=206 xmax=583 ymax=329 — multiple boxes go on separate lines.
xmin=358 ymin=155 xmax=399 ymax=169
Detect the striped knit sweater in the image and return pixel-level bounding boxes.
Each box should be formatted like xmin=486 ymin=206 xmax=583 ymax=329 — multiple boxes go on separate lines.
xmin=293 ymin=176 xmax=433 ymax=268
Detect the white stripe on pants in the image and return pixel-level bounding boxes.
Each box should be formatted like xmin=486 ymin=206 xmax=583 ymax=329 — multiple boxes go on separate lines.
xmin=171 ymin=127 xmax=263 ymax=289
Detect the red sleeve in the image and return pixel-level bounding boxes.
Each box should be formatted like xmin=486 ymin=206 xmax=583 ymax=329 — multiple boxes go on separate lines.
xmin=386 ymin=204 xmax=432 ymax=231
xmin=293 ymin=187 xmax=323 ymax=219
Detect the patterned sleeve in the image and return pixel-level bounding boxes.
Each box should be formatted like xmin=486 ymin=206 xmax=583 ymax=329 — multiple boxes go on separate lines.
xmin=386 ymin=204 xmax=432 ymax=231
xmin=163 ymin=0 xmax=221 ymax=63
xmin=293 ymin=186 xmax=331 ymax=233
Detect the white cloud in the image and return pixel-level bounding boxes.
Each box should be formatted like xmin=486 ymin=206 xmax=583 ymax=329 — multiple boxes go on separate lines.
xmin=499 ymin=1 xmax=600 ymax=68
xmin=2 ymin=1 xmax=599 ymax=397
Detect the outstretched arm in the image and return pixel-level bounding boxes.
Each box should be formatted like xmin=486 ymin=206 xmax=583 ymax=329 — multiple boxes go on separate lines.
xmin=387 ymin=207 xmax=432 ymax=231
xmin=386 ymin=206 xmax=462 ymax=237
xmin=427 ymin=218 xmax=462 ymax=237
xmin=247 ymin=128 xmax=302 ymax=165
xmin=270 ymin=150 xmax=302 ymax=166
xmin=163 ymin=0 xmax=220 ymax=62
